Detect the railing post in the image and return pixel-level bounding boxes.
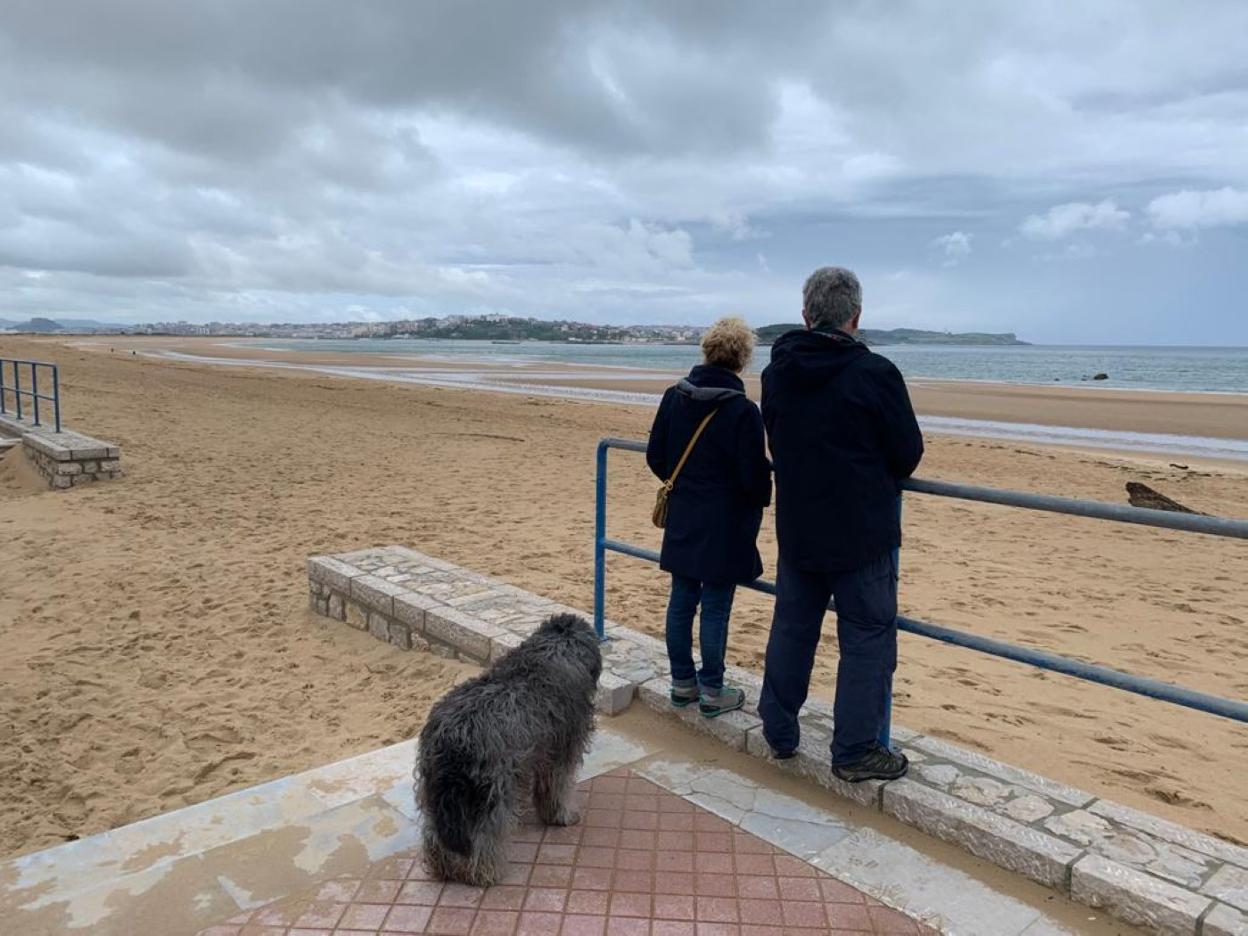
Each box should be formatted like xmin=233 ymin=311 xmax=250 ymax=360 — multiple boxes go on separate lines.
xmin=593 ymin=440 xmax=609 ymax=639
xmin=879 ymin=493 xmax=902 ymax=751
xmin=31 ymin=363 xmax=40 ymax=427
xmin=52 ymin=364 xmax=61 ymax=433
xmin=0 ymin=360 xmax=7 ymax=415
xmin=13 ymin=363 xmax=21 ymax=421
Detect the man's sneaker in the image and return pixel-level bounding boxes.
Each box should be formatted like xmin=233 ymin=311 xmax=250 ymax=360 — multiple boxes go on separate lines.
xmin=670 ymin=682 xmax=700 ymax=708
xmin=831 ymin=744 xmax=909 ymax=783
xmin=699 ymin=685 xmax=745 ymax=718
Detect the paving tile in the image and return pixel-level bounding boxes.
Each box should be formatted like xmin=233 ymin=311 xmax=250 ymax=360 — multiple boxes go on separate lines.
xmin=357 ymin=879 xmax=403 ymax=902
xmin=531 ymin=863 xmax=576 ymax=887
xmin=382 ymin=904 xmax=433 ymax=932
xmin=339 ymin=900 xmax=392 ymax=928
xmin=605 ymin=918 xmax=651 ymax=935
xmin=564 ymin=915 xmax=609 ymax=936
xmin=193 ymin=769 xmax=929 ymax=936
xmin=518 ymin=910 xmax=564 ymax=934
xmin=523 ymin=887 xmax=568 ymax=911
xmin=569 ymin=890 xmax=612 ymax=915
xmin=472 ymin=909 xmax=520 ymax=935
xmin=651 ymin=923 xmax=696 ymax=936
xmin=397 ymin=880 xmax=444 ymax=904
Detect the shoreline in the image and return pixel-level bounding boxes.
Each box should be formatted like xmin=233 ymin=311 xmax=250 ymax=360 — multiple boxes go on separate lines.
xmin=81 ymin=338 xmax=1248 ymax=462
xmin=234 ymin=336 xmax=1248 ymax=396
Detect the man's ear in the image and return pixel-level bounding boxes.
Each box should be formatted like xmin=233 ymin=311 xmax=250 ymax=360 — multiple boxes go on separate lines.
xmin=848 ymin=310 xmax=862 ymax=333
xmin=802 ymin=308 xmax=812 ymax=329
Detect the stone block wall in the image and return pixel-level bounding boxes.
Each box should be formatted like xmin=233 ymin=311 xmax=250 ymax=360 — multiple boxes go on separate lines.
xmin=0 ymin=413 xmax=123 ymax=490
xmin=309 ymin=546 xmax=1248 ymax=935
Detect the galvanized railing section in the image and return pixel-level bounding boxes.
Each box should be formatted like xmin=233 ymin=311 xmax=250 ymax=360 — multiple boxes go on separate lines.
xmin=0 ymin=358 xmax=62 ymax=433
xmin=593 ymin=437 xmax=1248 ymax=734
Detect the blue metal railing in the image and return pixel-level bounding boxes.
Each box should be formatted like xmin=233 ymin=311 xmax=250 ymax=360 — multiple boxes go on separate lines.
xmin=593 ymin=437 xmax=1248 ymax=742
xmin=0 ymin=358 xmax=62 ymax=433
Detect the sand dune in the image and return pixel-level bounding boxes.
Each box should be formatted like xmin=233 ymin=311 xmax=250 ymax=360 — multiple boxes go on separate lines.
xmin=0 ymin=335 xmax=1245 ymax=860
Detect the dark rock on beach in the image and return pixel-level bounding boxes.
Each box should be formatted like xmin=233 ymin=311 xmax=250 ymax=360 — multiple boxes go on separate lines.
xmin=1126 ymin=482 xmax=1201 ymax=514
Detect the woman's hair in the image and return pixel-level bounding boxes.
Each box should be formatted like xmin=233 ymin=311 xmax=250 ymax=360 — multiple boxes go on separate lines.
xmin=700 ymin=316 xmax=755 ymax=373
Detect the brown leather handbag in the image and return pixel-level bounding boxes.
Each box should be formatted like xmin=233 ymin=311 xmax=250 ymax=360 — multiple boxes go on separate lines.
xmin=652 ymin=409 xmax=718 ymax=528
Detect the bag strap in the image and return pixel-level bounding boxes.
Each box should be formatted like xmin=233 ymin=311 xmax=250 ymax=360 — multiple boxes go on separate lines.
xmin=664 ymin=409 xmax=718 ymax=489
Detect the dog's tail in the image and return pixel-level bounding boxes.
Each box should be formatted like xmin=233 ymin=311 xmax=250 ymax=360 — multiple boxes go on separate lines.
xmin=424 ymin=765 xmax=498 ymax=857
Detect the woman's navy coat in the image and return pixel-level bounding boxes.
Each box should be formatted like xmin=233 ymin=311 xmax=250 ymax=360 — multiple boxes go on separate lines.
xmin=646 ymin=365 xmax=772 ymax=585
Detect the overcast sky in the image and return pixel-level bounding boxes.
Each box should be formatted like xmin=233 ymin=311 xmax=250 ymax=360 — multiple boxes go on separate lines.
xmin=1 ymin=1 xmax=1246 ymax=343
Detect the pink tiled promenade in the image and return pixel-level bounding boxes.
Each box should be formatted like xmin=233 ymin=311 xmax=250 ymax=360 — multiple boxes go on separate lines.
xmin=198 ymin=770 xmax=934 ymax=936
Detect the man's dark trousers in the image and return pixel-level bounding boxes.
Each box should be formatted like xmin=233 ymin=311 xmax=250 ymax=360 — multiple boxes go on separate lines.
xmin=758 ymin=550 xmax=898 ymax=764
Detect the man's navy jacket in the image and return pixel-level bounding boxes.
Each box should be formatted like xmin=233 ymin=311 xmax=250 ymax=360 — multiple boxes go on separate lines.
xmin=761 ymin=327 xmax=924 ymax=573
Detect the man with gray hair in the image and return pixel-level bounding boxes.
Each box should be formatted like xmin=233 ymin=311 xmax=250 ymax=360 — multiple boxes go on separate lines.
xmin=758 ymin=266 xmax=924 ymax=782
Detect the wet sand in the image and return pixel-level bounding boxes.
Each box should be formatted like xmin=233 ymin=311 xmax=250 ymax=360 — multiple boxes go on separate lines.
xmin=84 ymin=335 xmax=1248 ymax=441
xmin=0 ymin=335 xmax=1245 ymax=859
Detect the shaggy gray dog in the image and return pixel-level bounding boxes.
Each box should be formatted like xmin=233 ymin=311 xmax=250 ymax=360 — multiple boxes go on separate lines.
xmin=416 ymin=613 xmax=602 ymax=886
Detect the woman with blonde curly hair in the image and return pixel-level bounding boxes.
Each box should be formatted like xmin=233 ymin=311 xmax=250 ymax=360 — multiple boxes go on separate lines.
xmin=646 ymin=317 xmax=772 ymax=717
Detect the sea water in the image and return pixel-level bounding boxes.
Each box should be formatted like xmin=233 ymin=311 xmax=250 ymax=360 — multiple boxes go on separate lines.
xmin=244 ymin=339 xmax=1248 ymax=395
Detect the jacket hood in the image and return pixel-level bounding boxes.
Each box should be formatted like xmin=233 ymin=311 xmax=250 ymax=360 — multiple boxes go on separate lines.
xmin=675 ymin=364 xmax=747 ymax=402
xmin=766 ymin=328 xmax=868 ymax=386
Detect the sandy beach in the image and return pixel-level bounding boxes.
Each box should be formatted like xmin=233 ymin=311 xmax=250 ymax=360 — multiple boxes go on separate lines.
xmin=1 ymin=334 xmax=1246 ymax=861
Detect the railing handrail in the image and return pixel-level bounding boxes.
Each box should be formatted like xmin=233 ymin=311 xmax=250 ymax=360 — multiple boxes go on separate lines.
xmin=593 ymin=436 xmax=1248 ymax=729
xmin=596 ymin=437 xmax=1248 ymax=540
xmin=0 ymin=358 xmax=62 ymax=433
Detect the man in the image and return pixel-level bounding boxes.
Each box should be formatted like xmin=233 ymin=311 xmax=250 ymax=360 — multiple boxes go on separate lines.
xmin=758 ymin=266 xmax=924 ymax=782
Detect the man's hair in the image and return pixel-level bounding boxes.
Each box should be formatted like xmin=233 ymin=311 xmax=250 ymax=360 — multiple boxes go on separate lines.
xmin=803 ymin=266 xmax=862 ymax=331
xmin=700 ymin=316 xmax=755 ymax=373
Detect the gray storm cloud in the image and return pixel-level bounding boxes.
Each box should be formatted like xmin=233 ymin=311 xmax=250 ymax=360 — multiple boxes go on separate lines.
xmin=1 ymin=0 xmax=1246 ymax=341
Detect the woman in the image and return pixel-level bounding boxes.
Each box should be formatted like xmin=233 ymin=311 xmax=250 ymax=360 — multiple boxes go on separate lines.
xmin=646 ymin=317 xmax=771 ymax=717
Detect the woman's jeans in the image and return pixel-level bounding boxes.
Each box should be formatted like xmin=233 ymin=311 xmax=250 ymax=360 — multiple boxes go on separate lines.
xmin=665 ymin=574 xmax=737 ymax=692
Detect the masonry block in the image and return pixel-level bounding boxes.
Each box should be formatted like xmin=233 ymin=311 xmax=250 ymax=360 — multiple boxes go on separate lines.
xmin=595 ymin=672 xmax=635 ymax=716
xmin=1088 ymin=799 xmax=1248 ymax=871
xmin=424 ymin=607 xmax=503 ymax=662
xmin=308 ymin=556 xmax=363 ymax=594
xmin=1205 ymin=865 xmax=1248 ymax=914
xmin=912 ymin=735 xmax=1093 ymax=808
xmin=638 ymin=677 xmax=761 ymax=751
xmin=743 ymin=723 xmax=884 ymax=809
xmin=351 ymin=574 xmax=408 ymax=616
xmin=429 ymin=642 xmax=458 ymax=660
xmin=884 ymin=778 xmax=1081 ymax=890
xmin=1205 ymin=902 xmax=1248 ymax=936
xmin=345 ymin=601 xmax=368 ymax=631
xmin=387 ymin=621 xmax=412 ymax=650
xmin=327 ymin=592 xmax=345 ymax=621
xmin=367 ymin=610 xmax=391 ymax=642
xmin=1071 ymin=853 xmax=1210 ymax=934
xmin=394 ymin=592 xmax=438 ymax=632
xmin=490 ymin=631 xmax=524 ymax=663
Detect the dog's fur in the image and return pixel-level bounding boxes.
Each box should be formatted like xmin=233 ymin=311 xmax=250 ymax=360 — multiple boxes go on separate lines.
xmin=416 ymin=613 xmax=602 ymax=886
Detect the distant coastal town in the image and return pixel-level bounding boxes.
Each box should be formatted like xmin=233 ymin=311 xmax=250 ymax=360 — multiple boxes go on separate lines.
xmin=0 ymin=313 xmax=1028 ymax=346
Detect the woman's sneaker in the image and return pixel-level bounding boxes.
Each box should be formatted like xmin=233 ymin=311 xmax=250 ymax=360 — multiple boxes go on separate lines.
xmin=670 ymin=681 xmax=700 ymax=708
xmin=831 ymin=744 xmax=909 ymax=783
xmin=699 ymin=685 xmax=745 ymax=718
